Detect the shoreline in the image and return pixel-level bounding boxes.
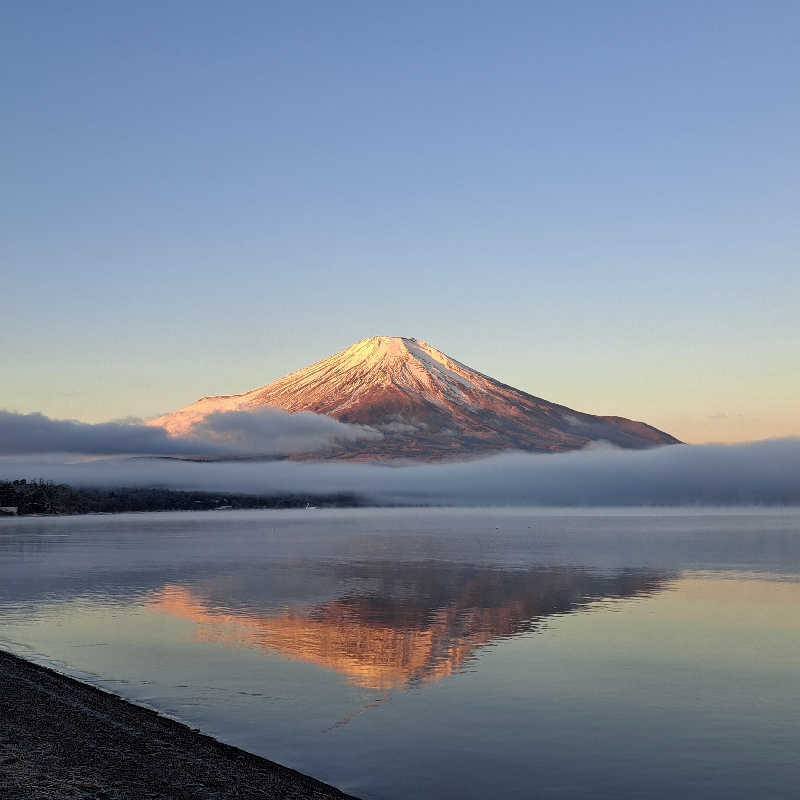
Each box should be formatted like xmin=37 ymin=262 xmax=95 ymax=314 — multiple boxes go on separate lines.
xmin=0 ymin=481 xmax=367 ymax=517
xmin=0 ymin=648 xmax=359 ymax=799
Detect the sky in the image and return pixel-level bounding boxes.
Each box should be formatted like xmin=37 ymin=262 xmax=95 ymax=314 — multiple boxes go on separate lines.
xmin=2 ymin=1 xmax=798 ymax=444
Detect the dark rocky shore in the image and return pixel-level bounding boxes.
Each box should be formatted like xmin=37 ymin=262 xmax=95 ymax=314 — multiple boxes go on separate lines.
xmin=0 ymin=649 xmax=358 ymax=799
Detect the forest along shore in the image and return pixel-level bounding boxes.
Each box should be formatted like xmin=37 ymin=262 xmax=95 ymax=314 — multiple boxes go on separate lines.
xmin=0 ymin=480 xmax=363 ymax=515
xmin=0 ymin=648 xmax=358 ymax=800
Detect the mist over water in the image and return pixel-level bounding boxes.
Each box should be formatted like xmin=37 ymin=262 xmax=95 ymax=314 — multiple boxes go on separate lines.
xmin=2 ymin=437 xmax=799 ymax=506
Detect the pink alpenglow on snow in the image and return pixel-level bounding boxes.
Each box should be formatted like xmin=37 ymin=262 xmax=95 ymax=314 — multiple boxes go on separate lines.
xmin=149 ymin=337 xmax=680 ymax=460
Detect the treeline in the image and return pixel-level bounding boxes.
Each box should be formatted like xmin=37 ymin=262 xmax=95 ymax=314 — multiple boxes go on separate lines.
xmin=0 ymin=479 xmax=363 ymax=515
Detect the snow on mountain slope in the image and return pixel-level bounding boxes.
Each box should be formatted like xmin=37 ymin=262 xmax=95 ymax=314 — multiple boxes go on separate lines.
xmin=149 ymin=336 xmax=680 ymax=459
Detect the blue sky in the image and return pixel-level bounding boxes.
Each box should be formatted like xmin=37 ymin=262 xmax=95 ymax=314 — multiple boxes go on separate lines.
xmin=3 ymin=1 xmax=798 ymax=442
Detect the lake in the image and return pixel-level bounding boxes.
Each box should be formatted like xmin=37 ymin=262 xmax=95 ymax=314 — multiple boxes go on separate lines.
xmin=1 ymin=508 xmax=799 ymax=799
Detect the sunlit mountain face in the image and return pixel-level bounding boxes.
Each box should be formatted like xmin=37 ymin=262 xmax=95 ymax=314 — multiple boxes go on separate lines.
xmin=150 ymin=563 xmax=672 ymax=690
xmin=149 ymin=336 xmax=679 ymax=460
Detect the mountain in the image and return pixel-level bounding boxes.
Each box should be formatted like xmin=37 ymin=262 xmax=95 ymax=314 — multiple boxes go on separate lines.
xmin=151 ymin=566 xmax=668 ymax=690
xmin=149 ymin=336 xmax=679 ymax=460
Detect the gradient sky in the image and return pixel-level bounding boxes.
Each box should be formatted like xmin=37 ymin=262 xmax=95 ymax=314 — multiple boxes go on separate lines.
xmin=3 ymin=1 xmax=798 ymax=444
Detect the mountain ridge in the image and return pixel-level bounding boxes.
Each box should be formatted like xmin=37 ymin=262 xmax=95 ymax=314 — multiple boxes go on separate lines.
xmin=149 ymin=336 xmax=680 ymax=460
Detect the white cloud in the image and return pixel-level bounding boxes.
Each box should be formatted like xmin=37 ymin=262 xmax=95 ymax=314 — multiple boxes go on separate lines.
xmin=1 ymin=437 xmax=799 ymax=506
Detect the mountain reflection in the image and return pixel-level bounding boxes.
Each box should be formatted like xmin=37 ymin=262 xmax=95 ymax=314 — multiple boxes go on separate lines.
xmin=150 ymin=564 xmax=670 ymax=690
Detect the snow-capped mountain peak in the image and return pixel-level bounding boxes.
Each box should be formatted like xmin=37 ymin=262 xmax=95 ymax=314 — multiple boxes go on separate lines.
xmin=149 ymin=336 xmax=679 ymax=459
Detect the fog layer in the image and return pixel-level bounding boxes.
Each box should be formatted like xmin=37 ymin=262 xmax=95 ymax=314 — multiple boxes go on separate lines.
xmin=1 ymin=438 xmax=799 ymax=506
xmin=0 ymin=409 xmax=379 ymax=457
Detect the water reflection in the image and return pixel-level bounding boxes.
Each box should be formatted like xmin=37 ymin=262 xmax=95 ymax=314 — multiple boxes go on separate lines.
xmin=150 ymin=564 xmax=671 ymax=689
xmin=3 ymin=511 xmax=800 ymax=799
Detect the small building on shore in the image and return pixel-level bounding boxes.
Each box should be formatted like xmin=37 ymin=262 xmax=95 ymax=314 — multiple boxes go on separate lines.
xmin=0 ymin=506 xmax=19 ymax=516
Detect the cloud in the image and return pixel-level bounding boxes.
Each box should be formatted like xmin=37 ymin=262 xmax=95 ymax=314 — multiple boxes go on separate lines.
xmin=186 ymin=408 xmax=381 ymax=454
xmin=0 ymin=411 xmax=214 ymax=456
xmin=0 ymin=409 xmax=380 ymax=457
xmin=0 ymin=436 xmax=799 ymax=506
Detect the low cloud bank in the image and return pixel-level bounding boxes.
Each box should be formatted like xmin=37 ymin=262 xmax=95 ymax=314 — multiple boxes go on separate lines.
xmin=0 ymin=411 xmax=213 ymax=456
xmin=0 ymin=410 xmax=379 ymax=457
xmin=189 ymin=408 xmax=380 ymax=454
xmin=1 ymin=438 xmax=799 ymax=506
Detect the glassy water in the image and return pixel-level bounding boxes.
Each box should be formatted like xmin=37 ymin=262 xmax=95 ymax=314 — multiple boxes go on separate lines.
xmin=1 ymin=508 xmax=799 ymax=799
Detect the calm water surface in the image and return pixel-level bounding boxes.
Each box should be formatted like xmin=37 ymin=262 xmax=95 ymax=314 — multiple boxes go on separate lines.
xmin=1 ymin=508 xmax=799 ymax=799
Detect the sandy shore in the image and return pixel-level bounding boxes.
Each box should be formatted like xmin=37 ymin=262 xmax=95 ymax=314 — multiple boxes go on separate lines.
xmin=0 ymin=648 xmax=358 ymax=799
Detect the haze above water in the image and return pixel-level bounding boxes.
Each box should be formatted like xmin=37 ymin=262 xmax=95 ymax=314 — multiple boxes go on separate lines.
xmin=2 ymin=508 xmax=799 ymax=799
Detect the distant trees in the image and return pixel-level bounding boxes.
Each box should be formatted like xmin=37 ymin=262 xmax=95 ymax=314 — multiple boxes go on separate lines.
xmin=0 ymin=480 xmax=361 ymax=515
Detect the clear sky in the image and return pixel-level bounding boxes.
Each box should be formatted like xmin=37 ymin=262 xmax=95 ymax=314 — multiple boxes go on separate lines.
xmin=3 ymin=1 xmax=798 ymax=443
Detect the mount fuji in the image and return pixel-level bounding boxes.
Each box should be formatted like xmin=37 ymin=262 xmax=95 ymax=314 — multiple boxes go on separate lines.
xmin=149 ymin=336 xmax=679 ymax=460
